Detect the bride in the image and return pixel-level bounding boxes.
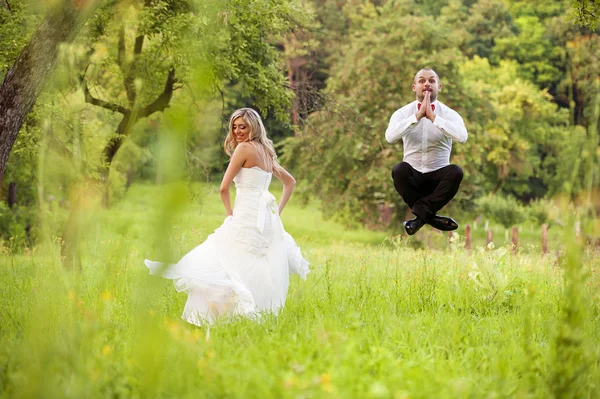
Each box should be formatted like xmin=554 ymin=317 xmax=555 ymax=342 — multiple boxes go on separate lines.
xmin=145 ymin=108 xmax=310 ymax=326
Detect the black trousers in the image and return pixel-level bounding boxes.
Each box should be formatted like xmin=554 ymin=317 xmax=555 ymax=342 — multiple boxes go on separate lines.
xmin=391 ymin=162 xmax=463 ymax=222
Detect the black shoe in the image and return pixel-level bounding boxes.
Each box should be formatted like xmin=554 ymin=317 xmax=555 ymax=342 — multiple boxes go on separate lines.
xmin=428 ymin=215 xmax=458 ymax=231
xmin=404 ymin=217 xmax=426 ymax=235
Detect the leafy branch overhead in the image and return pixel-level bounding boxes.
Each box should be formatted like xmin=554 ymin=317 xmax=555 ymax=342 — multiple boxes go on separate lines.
xmin=77 ymin=0 xmax=306 ymax=168
xmin=571 ymin=0 xmax=600 ymax=29
xmin=0 ymin=0 xmax=102 ymax=181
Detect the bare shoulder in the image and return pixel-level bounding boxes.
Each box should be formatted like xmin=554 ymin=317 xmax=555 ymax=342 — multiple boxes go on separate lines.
xmin=234 ymin=142 xmax=253 ymax=152
xmin=229 ymin=142 xmax=251 ymax=165
xmin=233 ymin=142 xmax=261 ymax=166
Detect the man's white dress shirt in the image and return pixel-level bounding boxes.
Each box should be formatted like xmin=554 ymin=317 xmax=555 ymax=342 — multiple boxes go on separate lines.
xmin=385 ymin=100 xmax=468 ymax=173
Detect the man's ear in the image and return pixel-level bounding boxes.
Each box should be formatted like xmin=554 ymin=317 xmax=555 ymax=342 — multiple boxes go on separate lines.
xmin=412 ymin=83 xmax=416 ymax=92
xmin=438 ymin=84 xmax=442 ymax=91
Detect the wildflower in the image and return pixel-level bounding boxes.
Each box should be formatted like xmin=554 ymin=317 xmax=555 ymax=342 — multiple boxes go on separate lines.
xmin=282 ymin=375 xmax=297 ymax=389
xmin=165 ymin=319 xmax=180 ymax=335
xmin=320 ymin=373 xmax=331 ymax=384
xmin=102 ymin=345 xmax=112 ymax=356
xmin=186 ymin=329 xmax=202 ymax=343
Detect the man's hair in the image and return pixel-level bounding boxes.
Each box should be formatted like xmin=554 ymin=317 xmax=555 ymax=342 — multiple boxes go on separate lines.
xmin=413 ymin=68 xmax=440 ymax=84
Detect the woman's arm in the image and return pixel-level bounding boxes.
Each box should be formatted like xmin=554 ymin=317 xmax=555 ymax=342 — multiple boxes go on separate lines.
xmin=273 ymin=163 xmax=296 ymax=215
xmin=219 ymin=143 xmax=251 ymax=216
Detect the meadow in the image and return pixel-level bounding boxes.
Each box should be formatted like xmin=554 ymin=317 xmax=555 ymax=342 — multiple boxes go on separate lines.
xmin=1 ymin=182 xmax=599 ymax=398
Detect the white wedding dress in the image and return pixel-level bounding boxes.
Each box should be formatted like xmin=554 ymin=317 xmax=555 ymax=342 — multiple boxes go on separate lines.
xmin=144 ymin=166 xmax=310 ymax=326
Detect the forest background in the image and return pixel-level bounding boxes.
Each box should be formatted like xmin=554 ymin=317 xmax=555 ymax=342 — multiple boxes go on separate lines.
xmin=0 ymin=0 xmax=599 ymax=250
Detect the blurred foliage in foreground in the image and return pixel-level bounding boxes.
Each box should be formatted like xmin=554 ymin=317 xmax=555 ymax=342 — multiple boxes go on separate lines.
xmin=1 ymin=182 xmax=599 ymax=398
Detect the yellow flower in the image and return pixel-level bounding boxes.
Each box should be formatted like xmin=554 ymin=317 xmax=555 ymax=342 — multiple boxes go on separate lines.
xmin=320 ymin=373 xmax=332 ymax=384
xmin=165 ymin=319 xmax=180 ymax=335
xmin=282 ymin=376 xmax=296 ymax=389
xmin=101 ymin=291 xmax=112 ymax=301
xmin=186 ymin=329 xmax=202 ymax=343
xmin=320 ymin=373 xmax=335 ymax=392
xmin=102 ymin=345 xmax=112 ymax=356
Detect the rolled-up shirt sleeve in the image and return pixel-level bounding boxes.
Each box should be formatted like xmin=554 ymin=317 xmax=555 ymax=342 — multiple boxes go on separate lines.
xmin=433 ymin=111 xmax=468 ymax=143
xmin=385 ymin=109 xmax=418 ymax=143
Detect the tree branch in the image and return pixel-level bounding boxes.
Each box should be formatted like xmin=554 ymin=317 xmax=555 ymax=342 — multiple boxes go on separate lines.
xmin=139 ymin=68 xmax=176 ymax=118
xmin=117 ymin=25 xmax=138 ymax=105
xmin=83 ymin=80 xmax=129 ymax=115
xmin=4 ymin=0 xmax=11 ymax=12
xmin=119 ymin=0 xmax=150 ymax=108
xmin=117 ymin=25 xmax=126 ymax=66
xmin=572 ymin=0 xmax=600 ymax=29
xmin=121 ymin=32 xmax=145 ymax=105
xmin=133 ymin=34 xmax=144 ymax=55
xmin=101 ymin=69 xmax=177 ymax=167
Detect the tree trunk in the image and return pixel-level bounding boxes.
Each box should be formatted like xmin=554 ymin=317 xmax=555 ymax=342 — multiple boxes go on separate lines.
xmin=465 ymin=224 xmax=472 ymax=251
xmin=125 ymin=164 xmax=135 ymax=189
xmin=98 ymin=68 xmax=176 ymax=169
xmin=0 ymin=0 xmax=102 ymax=181
xmin=511 ymin=226 xmax=518 ymax=253
xmin=7 ymin=182 xmax=16 ymax=208
xmin=541 ymin=224 xmax=548 ymax=256
xmin=288 ymin=62 xmax=298 ymax=131
xmin=486 ymin=228 xmax=493 ymax=248
xmin=103 ymin=111 xmax=133 ymax=166
xmin=100 ymin=113 xmax=133 ymax=207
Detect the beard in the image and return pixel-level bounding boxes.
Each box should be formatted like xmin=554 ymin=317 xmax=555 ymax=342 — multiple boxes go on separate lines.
xmin=418 ymin=90 xmax=437 ymax=102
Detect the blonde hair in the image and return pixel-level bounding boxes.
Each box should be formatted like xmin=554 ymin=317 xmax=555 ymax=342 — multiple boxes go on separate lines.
xmin=224 ymin=108 xmax=280 ymax=172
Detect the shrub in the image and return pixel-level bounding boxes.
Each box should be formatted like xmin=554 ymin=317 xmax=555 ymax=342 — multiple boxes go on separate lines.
xmin=526 ymin=198 xmax=551 ymax=226
xmin=476 ymin=194 xmax=527 ymax=228
xmin=0 ymin=202 xmax=36 ymax=251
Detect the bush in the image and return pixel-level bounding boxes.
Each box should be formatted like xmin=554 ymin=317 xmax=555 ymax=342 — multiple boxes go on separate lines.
xmin=0 ymin=202 xmax=36 ymax=251
xmin=526 ymin=198 xmax=551 ymax=226
xmin=476 ymin=194 xmax=527 ymax=228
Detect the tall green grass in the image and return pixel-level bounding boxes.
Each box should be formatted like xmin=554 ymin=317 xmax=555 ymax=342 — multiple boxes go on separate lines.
xmin=1 ymin=183 xmax=599 ymax=398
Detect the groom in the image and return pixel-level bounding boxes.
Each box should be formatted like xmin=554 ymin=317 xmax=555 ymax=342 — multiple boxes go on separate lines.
xmin=385 ymin=68 xmax=468 ymax=235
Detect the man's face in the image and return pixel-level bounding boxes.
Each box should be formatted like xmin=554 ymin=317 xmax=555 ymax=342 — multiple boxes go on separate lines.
xmin=412 ymin=70 xmax=442 ymax=102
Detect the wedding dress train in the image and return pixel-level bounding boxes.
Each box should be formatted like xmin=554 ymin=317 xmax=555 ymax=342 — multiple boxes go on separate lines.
xmin=144 ymin=166 xmax=309 ymax=325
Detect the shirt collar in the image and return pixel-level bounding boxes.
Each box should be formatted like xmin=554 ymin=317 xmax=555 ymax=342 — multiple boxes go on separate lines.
xmin=416 ymin=99 xmax=440 ymax=107
xmin=416 ymin=100 xmax=439 ymax=111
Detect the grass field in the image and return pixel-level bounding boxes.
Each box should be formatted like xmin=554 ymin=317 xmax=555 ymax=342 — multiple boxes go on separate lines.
xmin=1 ymin=182 xmax=599 ymax=398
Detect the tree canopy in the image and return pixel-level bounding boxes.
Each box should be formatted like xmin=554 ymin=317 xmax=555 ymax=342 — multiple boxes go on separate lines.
xmin=282 ymin=0 xmax=600 ymax=226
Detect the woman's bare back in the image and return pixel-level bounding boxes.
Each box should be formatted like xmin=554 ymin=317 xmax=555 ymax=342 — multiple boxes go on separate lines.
xmin=241 ymin=142 xmax=271 ymax=172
